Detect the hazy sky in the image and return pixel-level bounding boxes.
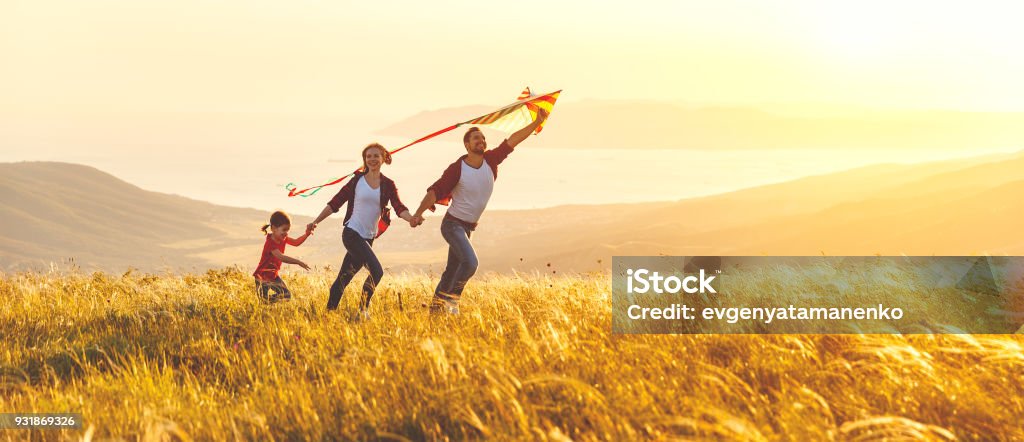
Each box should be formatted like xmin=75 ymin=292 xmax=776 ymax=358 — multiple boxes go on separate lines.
xmin=3 ymin=0 xmax=1023 ymax=214
xmin=4 ymin=0 xmax=1024 ymax=119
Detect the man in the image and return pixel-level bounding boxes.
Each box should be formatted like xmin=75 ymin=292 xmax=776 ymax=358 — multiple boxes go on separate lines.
xmin=412 ymin=108 xmax=550 ymax=314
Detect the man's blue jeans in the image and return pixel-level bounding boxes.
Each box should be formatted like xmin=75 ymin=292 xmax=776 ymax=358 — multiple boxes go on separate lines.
xmin=434 ymin=217 xmax=478 ymax=300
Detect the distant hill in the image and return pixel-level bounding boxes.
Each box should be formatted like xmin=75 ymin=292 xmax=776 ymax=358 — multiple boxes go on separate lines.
xmin=4 ymin=152 xmax=1023 ymax=275
xmin=0 ymin=162 xmax=262 ymax=271
xmin=377 ymin=100 xmax=1024 ymax=150
xmin=0 ymin=162 xmax=344 ymax=273
xmin=471 ymin=150 xmax=1024 ymax=271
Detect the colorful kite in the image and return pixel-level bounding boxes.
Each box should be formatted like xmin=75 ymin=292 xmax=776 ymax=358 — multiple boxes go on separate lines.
xmin=285 ymin=87 xmax=561 ymax=198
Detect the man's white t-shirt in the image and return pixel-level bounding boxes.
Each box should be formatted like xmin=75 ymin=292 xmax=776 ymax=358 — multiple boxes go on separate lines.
xmin=345 ymin=176 xmax=381 ymax=239
xmin=446 ymin=160 xmax=495 ymax=223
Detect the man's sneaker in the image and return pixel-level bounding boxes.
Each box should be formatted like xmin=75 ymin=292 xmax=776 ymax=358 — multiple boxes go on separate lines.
xmin=430 ymin=292 xmax=461 ymax=315
xmin=429 ymin=295 xmax=444 ymax=315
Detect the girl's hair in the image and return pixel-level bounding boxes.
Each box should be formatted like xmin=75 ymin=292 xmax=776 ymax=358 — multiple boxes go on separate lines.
xmin=361 ymin=143 xmax=392 ymax=171
xmin=261 ymin=210 xmax=291 ymax=234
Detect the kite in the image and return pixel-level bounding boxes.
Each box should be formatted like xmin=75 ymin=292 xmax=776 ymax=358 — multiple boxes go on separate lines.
xmin=285 ymin=87 xmax=561 ymax=198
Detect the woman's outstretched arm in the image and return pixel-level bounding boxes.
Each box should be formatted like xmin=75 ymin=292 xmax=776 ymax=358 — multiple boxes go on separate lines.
xmin=307 ymin=205 xmax=333 ymax=234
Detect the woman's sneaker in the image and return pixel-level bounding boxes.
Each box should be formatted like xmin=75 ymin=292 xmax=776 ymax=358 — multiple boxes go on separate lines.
xmin=357 ymin=290 xmax=371 ymax=321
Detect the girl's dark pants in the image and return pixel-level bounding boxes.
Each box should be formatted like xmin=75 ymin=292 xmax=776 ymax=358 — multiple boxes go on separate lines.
xmin=255 ymin=276 xmax=291 ymax=302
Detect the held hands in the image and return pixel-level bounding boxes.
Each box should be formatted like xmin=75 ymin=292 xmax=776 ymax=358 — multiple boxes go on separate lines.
xmin=305 ymin=223 xmax=317 ymax=235
xmin=408 ymin=214 xmax=425 ymax=228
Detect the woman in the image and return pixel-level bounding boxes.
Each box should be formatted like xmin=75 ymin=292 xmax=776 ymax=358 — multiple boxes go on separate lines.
xmin=308 ymin=143 xmax=417 ymax=318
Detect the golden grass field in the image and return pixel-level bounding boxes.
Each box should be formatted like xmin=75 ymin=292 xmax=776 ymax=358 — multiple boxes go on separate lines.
xmin=2 ymin=268 xmax=1024 ymax=441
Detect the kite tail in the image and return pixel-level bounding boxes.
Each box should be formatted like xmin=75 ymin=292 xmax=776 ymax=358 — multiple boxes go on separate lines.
xmin=287 ymin=170 xmax=360 ymax=197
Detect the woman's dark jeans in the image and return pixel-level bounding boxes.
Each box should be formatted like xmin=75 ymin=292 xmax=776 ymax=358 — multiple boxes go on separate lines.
xmin=327 ymin=227 xmax=383 ymax=310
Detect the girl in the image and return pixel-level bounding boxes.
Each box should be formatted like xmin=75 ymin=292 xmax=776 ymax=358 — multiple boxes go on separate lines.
xmin=253 ymin=210 xmax=312 ymax=302
xmin=307 ymin=143 xmax=418 ymax=318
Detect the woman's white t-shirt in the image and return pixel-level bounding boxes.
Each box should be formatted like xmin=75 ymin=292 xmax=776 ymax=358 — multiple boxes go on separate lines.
xmin=345 ymin=176 xmax=381 ymax=239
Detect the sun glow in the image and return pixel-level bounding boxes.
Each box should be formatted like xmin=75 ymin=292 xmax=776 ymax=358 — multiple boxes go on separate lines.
xmin=810 ymin=2 xmax=921 ymax=60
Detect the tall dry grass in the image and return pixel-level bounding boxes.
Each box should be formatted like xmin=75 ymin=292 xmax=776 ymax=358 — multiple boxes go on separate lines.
xmin=1 ymin=267 xmax=1023 ymax=441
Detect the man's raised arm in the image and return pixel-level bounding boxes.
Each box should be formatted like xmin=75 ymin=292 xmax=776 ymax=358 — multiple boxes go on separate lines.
xmin=507 ymin=108 xmax=550 ymax=148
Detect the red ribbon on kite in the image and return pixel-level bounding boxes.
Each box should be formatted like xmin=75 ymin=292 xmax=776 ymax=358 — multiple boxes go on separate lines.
xmin=285 ymin=87 xmax=561 ymax=198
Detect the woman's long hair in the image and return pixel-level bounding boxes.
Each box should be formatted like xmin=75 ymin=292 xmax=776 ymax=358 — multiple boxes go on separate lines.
xmin=361 ymin=143 xmax=392 ymax=172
